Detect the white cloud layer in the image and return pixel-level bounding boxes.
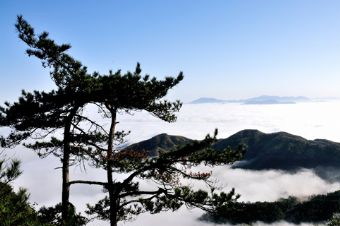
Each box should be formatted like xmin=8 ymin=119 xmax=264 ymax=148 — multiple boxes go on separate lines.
xmin=6 ymin=101 xmax=340 ymax=225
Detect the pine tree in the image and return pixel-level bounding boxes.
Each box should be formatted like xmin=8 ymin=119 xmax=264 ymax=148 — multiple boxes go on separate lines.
xmin=84 ymin=129 xmax=243 ymax=226
xmin=66 ymin=65 xmax=244 ymax=226
xmin=0 ymin=16 xmax=99 ymax=225
xmin=95 ymin=64 xmax=184 ymax=226
xmin=0 ymin=158 xmax=40 ymax=226
xmin=1 ymin=16 xmax=244 ymax=226
xmin=0 ymin=156 xmax=87 ymax=226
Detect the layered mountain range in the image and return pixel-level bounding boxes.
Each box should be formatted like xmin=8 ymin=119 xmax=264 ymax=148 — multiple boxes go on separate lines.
xmin=126 ymin=130 xmax=340 ymax=173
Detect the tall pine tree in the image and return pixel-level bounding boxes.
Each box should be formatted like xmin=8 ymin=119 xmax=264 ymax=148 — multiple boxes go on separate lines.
xmin=66 ymin=65 xmax=243 ymax=226
xmin=1 ymin=16 xmax=244 ymax=226
xmin=1 ymin=16 xmax=99 ymax=225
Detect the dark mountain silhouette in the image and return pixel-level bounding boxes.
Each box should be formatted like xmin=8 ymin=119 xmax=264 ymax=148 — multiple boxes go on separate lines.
xmin=125 ymin=133 xmax=193 ymax=157
xmin=126 ymin=131 xmax=340 ymax=224
xmin=214 ymin=129 xmax=340 ymax=171
xmin=126 ymin=130 xmax=340 ymax=172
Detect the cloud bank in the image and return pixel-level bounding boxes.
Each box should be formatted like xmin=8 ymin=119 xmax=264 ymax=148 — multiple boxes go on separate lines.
xmin=6 ymin=101 xmax=340 ymax=225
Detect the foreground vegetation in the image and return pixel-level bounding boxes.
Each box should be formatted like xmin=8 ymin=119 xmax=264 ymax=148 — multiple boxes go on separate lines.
xmin=0 ymin=158 xmax=87 ymax=226
xmin=3 ymin=155 xmax=340 ymax=226
xmin=203 ymin=190 xmax=340 ymax=224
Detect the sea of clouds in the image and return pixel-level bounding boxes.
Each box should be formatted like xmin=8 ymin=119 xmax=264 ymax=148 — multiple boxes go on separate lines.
xmin=7 ymin=101 xmax=340 ymax=226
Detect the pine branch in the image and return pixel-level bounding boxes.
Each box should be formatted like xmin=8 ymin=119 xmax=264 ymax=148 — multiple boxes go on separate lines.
xmin=68 ymin=180 xmax=107 ymax=186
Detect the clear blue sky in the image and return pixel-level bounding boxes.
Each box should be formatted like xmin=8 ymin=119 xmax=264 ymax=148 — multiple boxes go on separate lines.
xmin=1 ymin=0 xmax=340 ymax=102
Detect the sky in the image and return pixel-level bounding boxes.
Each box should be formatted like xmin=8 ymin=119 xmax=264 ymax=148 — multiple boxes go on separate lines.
xmin=1 ymin=0 xmax=340 ymax=102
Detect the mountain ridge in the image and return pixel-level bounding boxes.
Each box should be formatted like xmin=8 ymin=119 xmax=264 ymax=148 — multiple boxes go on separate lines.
xmin=125 ymin=133 xmax=193 ymax=157
xmin=125 ymin=130 xmax=340 ymax=174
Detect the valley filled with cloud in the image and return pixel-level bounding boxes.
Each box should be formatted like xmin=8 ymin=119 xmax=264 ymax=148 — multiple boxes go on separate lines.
xmin=8 ymin=101 xmax=340 ymax=225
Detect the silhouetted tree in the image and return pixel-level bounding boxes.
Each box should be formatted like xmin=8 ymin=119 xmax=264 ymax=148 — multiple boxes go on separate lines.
xmin=0 ymin=158 xmax=21 ymax=185
xmin=84 ymin=130 xmax=243 ymax=226
xmin=0 ymin=16 xmax=100 ymax=225
xmin=92 ymin=64 xmax=184 ymax=226
xmin=37 ymin=203 xmax=88 ymax=226
xmin=1 ymin=16 xmax=244 ymax=226
xmin=0 ymin=157 xmax=41 ymax=226
xmin=0 ymin=156 xmax=87 ymax=226
xmin=62 ymin=64 xmax=244 ymax=226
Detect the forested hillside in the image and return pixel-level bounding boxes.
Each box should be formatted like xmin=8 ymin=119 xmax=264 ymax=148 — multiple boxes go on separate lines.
xmin=127 ymin=130 xmax=340 ymax=173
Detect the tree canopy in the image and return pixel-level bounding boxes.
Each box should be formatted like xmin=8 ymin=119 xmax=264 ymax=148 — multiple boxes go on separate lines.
xmin=0 ymin=158 xmax=40 ymax=226
xmin=0 ymin=16 xmax=244 ymax=226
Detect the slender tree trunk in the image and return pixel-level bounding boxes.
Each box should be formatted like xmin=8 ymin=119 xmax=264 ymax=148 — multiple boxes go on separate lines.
xmin=107 ymin=107 xmax=118 ymax=226
xmin=111 ymin=197 xmax=119 ymax=226
xmin=62 ymin=132 xmax=70 ymax=226
xmin=62 ymin=108 xmax=78 ymax=226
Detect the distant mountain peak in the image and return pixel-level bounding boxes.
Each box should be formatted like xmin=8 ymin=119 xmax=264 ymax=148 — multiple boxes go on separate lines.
xmin=230 ymin=129 xmax=264 ymax=136
xmin=125 ymin=133 xmax=193 ymax=157
xmin=189 ymin=95 xmax=310 ymax=105
xmin=243 ymin=95 xmax=310 ymax=105
xmin=190 ymin=97 xmax=226 ymax=104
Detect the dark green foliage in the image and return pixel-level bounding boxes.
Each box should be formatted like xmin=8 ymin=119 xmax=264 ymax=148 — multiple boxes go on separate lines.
xmin=286 ymin=191 xmax=340 ymax=223
xmin=0 ymin=158 xmax=48 ymax=226
xmin=204 ymin=197 xmax=295 ymax=224
xmin=204 ymin=191 xmax=340 ymax=224
xmin=94 ymin=65 xmax=183 ymax=120
xmin=37 ymin=203 xmax=88 ymax=226
xmin=0 ymin=182 xmax=41 ymax=226
xmin=0 ymin=159 xmax=40 ymax=226
xmin=327 ymin=213 xmax=340 ymax=226
xmin=0 ymin=157 xmax=87 ymax=226
xmin=15 ymin=15 xmax=88 ymax=90
xmin=0 ymin=159 xmax=21 ymax=184
xmin=0 ymin=183 xmax=87 ymax=226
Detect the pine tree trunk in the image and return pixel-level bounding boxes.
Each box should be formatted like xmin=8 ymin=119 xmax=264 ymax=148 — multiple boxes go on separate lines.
xmin=62 ymin=108 xmax=78 ymax=226
xmin=62 ymin=121 xmax=71 ymax=225
xmin=62 ymin=140 xmax=70 ymax=226
xmin=107 ymin=108 xmax=117 ymax=226
xmin=110 ymin=196 xmax=119 ymax=226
